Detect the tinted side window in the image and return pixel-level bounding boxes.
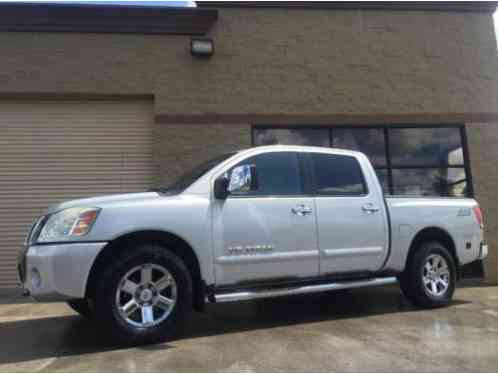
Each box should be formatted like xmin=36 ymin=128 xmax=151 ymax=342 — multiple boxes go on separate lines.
xmin=310 ymin=153 xmax=367 ymax=196
xmin=231 ymin=152 xmax=302 ymax=196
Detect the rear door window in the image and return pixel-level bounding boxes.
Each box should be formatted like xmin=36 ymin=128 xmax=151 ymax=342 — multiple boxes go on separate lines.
xmin=309 ymin=153 xmax=367 ymax=196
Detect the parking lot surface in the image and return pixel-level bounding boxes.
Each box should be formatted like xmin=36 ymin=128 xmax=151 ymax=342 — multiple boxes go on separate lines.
xmin=0 ymin=285 xmax=497 ymax=372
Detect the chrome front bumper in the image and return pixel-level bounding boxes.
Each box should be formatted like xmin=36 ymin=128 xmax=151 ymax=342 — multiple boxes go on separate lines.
xmin=19 ymin=242 xmax=107 ymax=302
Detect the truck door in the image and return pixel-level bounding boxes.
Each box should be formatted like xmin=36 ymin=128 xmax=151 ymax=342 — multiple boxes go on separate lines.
xmin=212 ymin=151 xmax=319 ymax=285
xmin=307 ymin=151 xmax=389 ymax=275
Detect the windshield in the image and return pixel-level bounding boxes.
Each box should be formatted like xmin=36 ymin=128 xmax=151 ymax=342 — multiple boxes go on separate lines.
xmin=159 ymin=152 xmax=236 ymax=193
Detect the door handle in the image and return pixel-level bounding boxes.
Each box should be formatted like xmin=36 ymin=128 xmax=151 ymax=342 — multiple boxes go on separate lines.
xmin=362 ymin=203 xmax=380 ymax=214
xmin=291 ymin=205 xmax=313 ymax=216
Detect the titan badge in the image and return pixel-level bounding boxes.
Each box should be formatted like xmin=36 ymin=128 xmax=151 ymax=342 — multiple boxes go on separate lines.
xmin=227 ymin=245 xmax=274 ymax=256
xmin=457 ymin=208 xmax=471 ymax=216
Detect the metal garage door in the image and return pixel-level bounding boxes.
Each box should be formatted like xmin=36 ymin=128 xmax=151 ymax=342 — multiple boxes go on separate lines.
xmin=0 ymin=100 xmax=155 ymax=289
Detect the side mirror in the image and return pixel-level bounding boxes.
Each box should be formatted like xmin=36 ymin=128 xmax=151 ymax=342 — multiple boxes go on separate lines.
xmin=214 ymin=176 xmax=230 ymax=200
xmin=214 ymin=164 xmax=258 ymax=200
xmin=228 ymin=164 xmax=258 ymax=194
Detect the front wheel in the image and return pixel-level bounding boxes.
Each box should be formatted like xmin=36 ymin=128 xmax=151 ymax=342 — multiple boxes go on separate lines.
xmin=94 ymin=245 xmax=193 ymax=345
xmin=400 ymin=242 xmax=456 ymax=308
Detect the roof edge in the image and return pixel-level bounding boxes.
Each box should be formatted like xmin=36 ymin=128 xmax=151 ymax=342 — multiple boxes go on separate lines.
xmin=198 ymin=1 xmax=496 ymax=13
xmin=0 ymin=3 xmax=218 ymax=35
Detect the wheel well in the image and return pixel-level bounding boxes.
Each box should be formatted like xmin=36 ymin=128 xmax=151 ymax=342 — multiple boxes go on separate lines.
xmin=406 ymin=227 xmax=459 ymax=275
xmin=85 ymin=230 xmax=205 ymax=311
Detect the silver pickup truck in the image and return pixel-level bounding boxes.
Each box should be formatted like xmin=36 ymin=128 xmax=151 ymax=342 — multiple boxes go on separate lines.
xmin=19 ymin=145 xmax=487 ymax=344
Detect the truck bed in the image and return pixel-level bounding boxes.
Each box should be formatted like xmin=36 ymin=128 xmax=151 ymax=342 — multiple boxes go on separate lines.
xmin=383 ymin=196 xmax=481 ymax=272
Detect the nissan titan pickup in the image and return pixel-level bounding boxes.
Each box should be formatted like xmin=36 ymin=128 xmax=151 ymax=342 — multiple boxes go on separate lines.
xmin=19 ymin=145 xmax=488 ymax=344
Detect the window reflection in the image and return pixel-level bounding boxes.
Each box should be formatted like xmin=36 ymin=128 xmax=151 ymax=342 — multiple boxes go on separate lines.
xmin=253 ymin=126 xmax=470 ymax=198
xmin=254 ymin=129 xmax=329 ymax=147
xmin=392 ymin=168 xmax=467 ymax=197
xmin=374 ymin=169 xmax=390 ymax=194
xmin=389 ymin=128 xmax=463 ymax=166
xmin=333 ymin=129 xmax=387 ymax=167
xmin=444 ymin=167 xmax=467 ymax=197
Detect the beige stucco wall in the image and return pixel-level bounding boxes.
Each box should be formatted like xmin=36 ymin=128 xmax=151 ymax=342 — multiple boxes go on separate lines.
xmin=0 ymin=8 xmax=496 ymax=117
xmin=466 ymin=124 xmax=498 ymax=284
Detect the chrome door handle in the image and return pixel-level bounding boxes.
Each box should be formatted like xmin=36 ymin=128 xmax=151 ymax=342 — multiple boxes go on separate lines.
xmin=362 ymin=203 xmax=380 ymax=214
xmin=291 ymin=205 xmax=313 ymax=216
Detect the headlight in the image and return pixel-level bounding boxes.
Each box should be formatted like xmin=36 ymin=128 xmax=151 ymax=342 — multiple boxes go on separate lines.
xmin=37 ymin=207 xmax=100 ymax=243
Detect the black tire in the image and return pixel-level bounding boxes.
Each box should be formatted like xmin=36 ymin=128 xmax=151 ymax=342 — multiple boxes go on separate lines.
xmin=67 ymin=299 xmax=93 ymax=319
xmin=400 ymin=241 xmax=456 ymax=308
xmin=94 ymin=244 xmax=193 ymax=345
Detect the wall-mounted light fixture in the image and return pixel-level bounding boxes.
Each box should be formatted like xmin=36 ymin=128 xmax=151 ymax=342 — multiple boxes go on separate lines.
xmin=191 ymin=37 xmax=214 ymax=57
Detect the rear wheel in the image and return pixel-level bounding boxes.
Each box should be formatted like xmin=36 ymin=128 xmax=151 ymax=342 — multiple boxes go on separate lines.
xmin=400 ymin=241 xmax=456 ymax=308
xmin=94 ymin=244 xmax=192 ymax=345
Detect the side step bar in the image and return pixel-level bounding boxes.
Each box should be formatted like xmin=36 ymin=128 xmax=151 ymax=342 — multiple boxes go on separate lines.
xmin=212 ymin=277 xmax=398 ymax=303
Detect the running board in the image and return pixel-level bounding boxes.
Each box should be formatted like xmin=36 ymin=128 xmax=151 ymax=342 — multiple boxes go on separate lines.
xmin=212 ymin=277 xmax=398 ymax=303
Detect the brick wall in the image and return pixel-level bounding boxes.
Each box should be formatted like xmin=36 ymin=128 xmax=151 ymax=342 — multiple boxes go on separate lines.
xmin=467 ymin=124 xmax=498 ymax=284
xmin=154 ymin=124 xmax=252 ymax=187
xmin=0 ymin=8 xmax=496 ymax=117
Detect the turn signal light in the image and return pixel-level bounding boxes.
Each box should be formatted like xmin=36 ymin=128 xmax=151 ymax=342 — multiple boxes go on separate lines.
xmin=71 ymin=210 xmax=99 ymax=236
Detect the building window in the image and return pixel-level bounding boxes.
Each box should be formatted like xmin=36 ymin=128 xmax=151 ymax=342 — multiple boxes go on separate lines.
xmin=253 ymin=126 xmax=471 ymax=197
xmin=253 ymin=128 xmax=330 ymax=147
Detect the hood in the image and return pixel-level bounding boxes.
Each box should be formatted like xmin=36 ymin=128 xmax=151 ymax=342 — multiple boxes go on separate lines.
xmin=47 ymin=192 xmax=161 ymax=214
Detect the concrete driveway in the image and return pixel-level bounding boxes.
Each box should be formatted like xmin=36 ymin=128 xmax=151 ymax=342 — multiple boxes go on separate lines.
xmin=0 ymin=285 xmax=497 ymax=372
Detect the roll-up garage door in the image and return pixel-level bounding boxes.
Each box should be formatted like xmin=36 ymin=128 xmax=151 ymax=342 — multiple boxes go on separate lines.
xmin=0 ymin=100 xmax=155 ymax=289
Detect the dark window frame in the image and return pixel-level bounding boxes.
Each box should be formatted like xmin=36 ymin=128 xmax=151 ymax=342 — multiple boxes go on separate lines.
xmin=252 ymin=124 xmax=474 ymax=198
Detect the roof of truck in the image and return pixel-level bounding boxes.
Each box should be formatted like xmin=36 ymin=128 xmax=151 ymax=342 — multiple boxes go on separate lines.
xmin=239 ymin=145 xmax=367 ymax=158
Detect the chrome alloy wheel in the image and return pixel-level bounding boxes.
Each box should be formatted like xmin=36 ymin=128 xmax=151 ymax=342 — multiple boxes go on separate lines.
xmin=422 ymin=254 xmax=450 ymax=297
xmin=115 ymin=264 xmax=177 ymax=328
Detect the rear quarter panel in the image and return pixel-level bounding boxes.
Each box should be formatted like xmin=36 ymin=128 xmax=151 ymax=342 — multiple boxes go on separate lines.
xmin=384 ymin=197 xmax=482 ymax=272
